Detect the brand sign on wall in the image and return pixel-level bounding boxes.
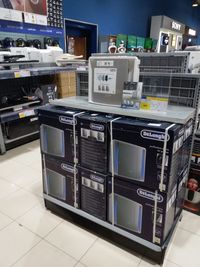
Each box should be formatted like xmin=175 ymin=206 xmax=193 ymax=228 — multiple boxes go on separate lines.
xmin=172 ymin=21 xmax=181 ymax=31
xmin=161 ymin=16 xmax=185 ymax=34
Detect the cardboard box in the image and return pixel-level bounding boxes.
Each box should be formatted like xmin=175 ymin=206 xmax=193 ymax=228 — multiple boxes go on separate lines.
xmin=55 ymin=71 xmax=77 ymax=98
xmin=108 ymin=177 xmax=177 ymax=245
xmin=111 ymin=118 xmax=184 ymax=192
xmin=78 ymin=112 xmax=115 ymax=174
xmin=79 ymin=167 xmax=108 ymax=221
xmin=38 ymin=105 xmax=83 ymax=164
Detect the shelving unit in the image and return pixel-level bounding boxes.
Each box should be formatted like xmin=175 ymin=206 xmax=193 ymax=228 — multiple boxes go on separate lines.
xmin=42 ymin=96 xmax=196 ymax=264
xmin=0 ymin=65 xmax=87 ymax=155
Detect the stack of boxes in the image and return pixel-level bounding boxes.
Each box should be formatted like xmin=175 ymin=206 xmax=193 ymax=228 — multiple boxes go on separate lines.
xmin=108 ymin=117 xmax=186 ymax=245
xmin=54 ymin=71 xmax=77 ymax=98
xmin=77 ymin=113 xmax=114 ymax=221
xmin=38 ymin=105 xmax=83 ymax=208
xmin=38 ymin=105 xmax=191 ymax=245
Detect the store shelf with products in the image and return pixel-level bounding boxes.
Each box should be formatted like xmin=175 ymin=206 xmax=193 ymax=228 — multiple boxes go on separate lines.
xmin=0 ymin=65 xmax=84 ymax=155
xmin=0 ymin=65 xmax=78 ymax=80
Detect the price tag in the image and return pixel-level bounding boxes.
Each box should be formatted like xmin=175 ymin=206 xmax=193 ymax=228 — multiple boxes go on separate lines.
xmin=14 ymin=70 xmax=31 ymax=78
xmin=19 ymin=110 xmax=35 ymax=119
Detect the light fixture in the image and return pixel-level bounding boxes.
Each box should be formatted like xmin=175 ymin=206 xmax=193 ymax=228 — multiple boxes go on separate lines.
xmin=192 ymin=0 xmax=199 ymax=7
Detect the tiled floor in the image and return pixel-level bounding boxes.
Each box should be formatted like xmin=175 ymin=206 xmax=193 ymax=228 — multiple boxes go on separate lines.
xmin=0 ymin=140 xmax=200 ymax=267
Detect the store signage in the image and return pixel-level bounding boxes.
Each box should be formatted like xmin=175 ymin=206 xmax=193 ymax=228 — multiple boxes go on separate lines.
xmin=188 ymin=29 xmax=196 ymax=36
xmin=172 ymin=21 xmax=181 ymax=31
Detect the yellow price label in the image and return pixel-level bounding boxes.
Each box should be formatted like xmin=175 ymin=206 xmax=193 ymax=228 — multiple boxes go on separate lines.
xmin=14 ymin=72 xmax=21 ymax=78
xmin=141 ymin=102 xmax=151 ymax=110
xmin=19 ymin=113 xmax=25 ymax=118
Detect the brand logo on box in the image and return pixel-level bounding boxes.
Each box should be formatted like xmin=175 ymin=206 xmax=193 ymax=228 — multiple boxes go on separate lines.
xmin=90 ymin=174 xmax=104 ymax=183
xmin=141 ymin=130 xmax=170 ymax=142
xmin=61 ymin=164 xmax=77 ymax=174
xmin=59 ymin=116 xmax=76 ymax=125
xmin=137 ymin=189 xmax=164 ymax=202
xmin=90 ymin=123 xmax=104 ymax=131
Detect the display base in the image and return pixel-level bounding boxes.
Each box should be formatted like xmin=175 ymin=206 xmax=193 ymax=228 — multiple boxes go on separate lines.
xmin=44 ymin=199 xmax=180 ymax=265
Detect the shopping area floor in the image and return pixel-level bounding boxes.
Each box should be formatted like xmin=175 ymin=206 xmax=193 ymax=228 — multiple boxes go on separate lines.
xmin=0 ymin=140 xmax=199 ymax=267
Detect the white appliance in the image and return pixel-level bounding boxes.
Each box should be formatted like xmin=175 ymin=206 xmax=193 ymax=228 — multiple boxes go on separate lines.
xmin=39 ymin=49 xmax=54 ymax=63
xmin=89 ymin=56 xmax=140 ymax=106
xmin=0 ymin=51 xmax=11 ymax=62
xmin=46 ymin=46 xmax=63 ymax=61
xmin=10 ymin=47 xmax=41 ymax=62
xmin=176 ymin=50 xmax=200 ymax=74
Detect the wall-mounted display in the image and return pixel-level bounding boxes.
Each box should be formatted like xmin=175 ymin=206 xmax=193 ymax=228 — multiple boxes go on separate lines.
xmin=0 ymin=0 xmax=48 ymax=25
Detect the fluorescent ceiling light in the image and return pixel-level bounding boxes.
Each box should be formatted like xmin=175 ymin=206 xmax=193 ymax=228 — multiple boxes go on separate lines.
xmin=192 ymin=1 xmax=199 ymax=7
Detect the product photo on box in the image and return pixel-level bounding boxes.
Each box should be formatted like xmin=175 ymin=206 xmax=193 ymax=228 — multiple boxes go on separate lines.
xmin=79 ymin=167 xmax=108 ymax=221
xmin=78 ymin=112 xmax=116 ymax=174
xmin=43 ymin=154 xmax=80 ymax=208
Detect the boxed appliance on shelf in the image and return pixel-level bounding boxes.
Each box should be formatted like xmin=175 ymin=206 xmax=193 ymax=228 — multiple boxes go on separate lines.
xmin=39 ymin=84 xmax=57 ymax=104
xmin=89 ymin=56 xmax=140 ymax=106
xmin=78 ymin=112 xmax=115 ymax=174
xmin=54 ymin=71 xmax=77 ymax=98
xmin=175 ymin=168 xmax=188 ymax=218
xmin=10 ymin=47 xmax=41 ymax=62
xmin=79 ymin=167 xmax=108 ymax=221
xmin=2 ymin=113 xmax=39 ymax=140
xmin=38 ymin=105 xmax=83 ymax=164
xmin=108 ymin=177 xmax=177 ymax=245
xmin=110 ymin=117 xmax=184 ymax=192
xmin=43 ymin=155 xmax=80 ymax=208
xmin=184 ymin=167 xmax=200 ymax=215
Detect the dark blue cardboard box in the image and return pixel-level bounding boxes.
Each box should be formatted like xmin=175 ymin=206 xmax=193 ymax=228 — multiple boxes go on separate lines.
xmin=110 ymin=117 xmax=184 ymax=192
xmin=108 ymin=177 xmax=177 ymax=245
xmin=78 ymin=112 xmax=115 ymax=174
xmin=79 ymin=167 xmax=108 ymax=221
xmin=38 ymin=105 xmax=82 ymax=164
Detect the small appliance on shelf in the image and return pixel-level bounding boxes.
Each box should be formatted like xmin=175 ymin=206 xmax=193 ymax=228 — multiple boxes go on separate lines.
xmin=89 ymin=55 xmax=140 ymax=106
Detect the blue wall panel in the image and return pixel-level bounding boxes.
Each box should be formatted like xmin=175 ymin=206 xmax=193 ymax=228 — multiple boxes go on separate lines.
xmin=63 ymin=0 xmax=163 ymax=37
xmin=63 ymin=0 xmax=200 ymax=42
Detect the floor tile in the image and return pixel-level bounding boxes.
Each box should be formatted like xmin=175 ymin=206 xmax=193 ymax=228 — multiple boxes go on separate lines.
xmin=45 ymin=220 xmax=97 ymax=260
xmin=0 ymin=189 xmax=41 ymax=219
xmin=0 ymin=160 xmax=24 ymax=179
xmin=17 ymin=205 xmax=62 ymax=238
xmin=12 ymin=240 xmax=76 ymax=267
xmin=179 ymin=210 xmax=200 ymax=236
xmin=0 ymin=178 xmax=19 ymax=199
xmin=0 ymin=212 xmax=13 ymax=230
xmin=24 ymin=179 xmax=43 ymax=197
xmin=81 ymin=238 xmax=141 ymax=267
xmin=5 ymin=165 xmax=41 ymax=187
xmin=75 ymin=263 xmax=87 ymax=267
xmin=0 ymin=222 xmax=41 ymax=267
xmin=12 ymin=150 xmax=41 ymax=166
xmin=139 ymin=257 xmax=181 ymax=267
xmin=166 ymin=228 xmax=200 ymax=267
